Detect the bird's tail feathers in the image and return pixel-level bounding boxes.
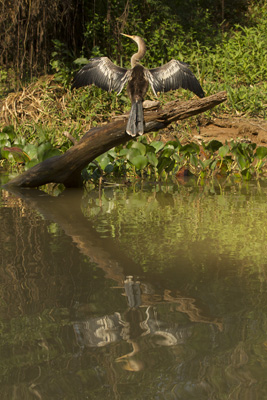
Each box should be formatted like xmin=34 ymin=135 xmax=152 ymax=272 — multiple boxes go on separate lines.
xmin=126 ymin=100 xmax=144 ymax=137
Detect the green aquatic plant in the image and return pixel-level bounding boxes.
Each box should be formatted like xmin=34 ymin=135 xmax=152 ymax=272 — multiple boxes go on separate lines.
xmin=82 ymin=136 xmax=267 ymax=184
xmin=0 ymin=125 xmax=61 ymax=169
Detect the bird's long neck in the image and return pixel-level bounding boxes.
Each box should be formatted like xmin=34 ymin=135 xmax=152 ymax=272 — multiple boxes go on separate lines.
xmin=131 ymin=37 xmax=146 ymax=67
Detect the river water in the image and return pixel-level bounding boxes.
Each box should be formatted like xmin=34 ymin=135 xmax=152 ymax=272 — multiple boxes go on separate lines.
xmin=0 ymin=174 xmax=266 ymax=399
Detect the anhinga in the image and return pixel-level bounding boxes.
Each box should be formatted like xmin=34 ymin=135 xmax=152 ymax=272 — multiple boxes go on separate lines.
xmin=72 ymin=34 xmax=204 ymax=137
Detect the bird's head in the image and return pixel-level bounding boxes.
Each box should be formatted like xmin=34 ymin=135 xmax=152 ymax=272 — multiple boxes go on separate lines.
xmin=121 ymin=33 xmax=145 ymax=49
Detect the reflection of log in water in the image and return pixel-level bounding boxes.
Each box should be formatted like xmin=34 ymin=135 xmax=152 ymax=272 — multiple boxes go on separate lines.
xmin=5 ymin=187 xmax=141 ymax=285
xmin=5 ymin=187 xmax=222 ymax=330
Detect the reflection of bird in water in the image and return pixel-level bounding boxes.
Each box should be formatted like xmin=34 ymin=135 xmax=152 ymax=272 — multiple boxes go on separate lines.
xmin=72 ymin=33 xmax=204 ymax=137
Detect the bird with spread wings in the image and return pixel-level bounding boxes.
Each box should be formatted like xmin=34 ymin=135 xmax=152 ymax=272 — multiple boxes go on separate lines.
xmin=72 ymin=33 xmax=204 ymax=137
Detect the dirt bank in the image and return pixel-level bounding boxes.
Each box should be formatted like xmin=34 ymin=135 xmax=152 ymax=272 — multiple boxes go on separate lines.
xmin=191 ymin=116 xmax=267 ymax=145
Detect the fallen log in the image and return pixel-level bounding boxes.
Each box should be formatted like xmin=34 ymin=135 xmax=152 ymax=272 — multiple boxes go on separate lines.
xmin=5 ymin=91 xmax=227 ymax=188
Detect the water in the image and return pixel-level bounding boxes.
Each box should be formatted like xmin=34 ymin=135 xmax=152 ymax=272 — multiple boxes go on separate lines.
xmin=0 ymin=177 xmax=266 ymax=399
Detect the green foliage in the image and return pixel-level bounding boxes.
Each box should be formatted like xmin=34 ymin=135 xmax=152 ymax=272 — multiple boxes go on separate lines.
xmin=82 ymin=136 xmax=267 ymax=184
xmin=0 ymin=125 xmax=61 ymax=169
xmin=50 ymin=40 xmax=75 ymax=86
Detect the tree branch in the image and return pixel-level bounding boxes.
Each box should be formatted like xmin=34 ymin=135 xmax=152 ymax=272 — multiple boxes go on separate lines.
xmin=5 ymin=91 xmax=227 ymax=188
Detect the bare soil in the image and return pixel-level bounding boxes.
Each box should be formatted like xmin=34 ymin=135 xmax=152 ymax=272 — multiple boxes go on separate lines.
xmin=190 ymin=116 xmax=267 ymax=146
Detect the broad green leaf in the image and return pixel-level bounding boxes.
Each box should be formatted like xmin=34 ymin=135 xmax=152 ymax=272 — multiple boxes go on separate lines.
xmin=23 ymin=144 xmax=38 ymax=160
xmin=73 ymin=57 xmax=89 ymax=65
xmin=96 ymin=153 xmax=111 ymax=169
xmin=147 ymin=152 xmax=158 ymax=167
xmin=24 ymin=159 xmax=39 ymax=170
xmin=236 ymin=154 xmax=248 ymax=170
xmin=104 ymin=164 xmax=114 ymax=174
xmin=190 ymin=154 xmax=199 ymax=168
xmin=42 ymin=148 xmax=61 ymax=160
xmin=130 ymin=155 xmax=148 ymax=170
xmin=0 ymin=138 xmax=11 ymax=147
xmin=161 ymin=145 xmax=175 ymax=158
xmin=165 ymin=159 xmax=175 ymax=172
xmin=131 ymin=141 xmax=146 ymax=155
xmin=165 ymin=140 xmax=181 ymax=149
xmin=120 ymin=148 xmax=141 ymax=160
xmin=157 ymin=157 xmax=172 ymax=174
xmin=218 ymin=144 xmax=230 ymax=158
xmin=205 ymin=140 xmax=223 ymax=152
xmin=2 ymin=125 xmax=15 ymax=141
xmin=107 ymin=149 xmax=117 ymax=159
xmin=149 ymin=141 xmax=165 ymax=153
xmin=180 ymin=143 xmax=200 ymax=154
xmin=255 ymin=146 xmax=267 ymax=160
xmin=37 ymin=143 xmax=53 ymax=161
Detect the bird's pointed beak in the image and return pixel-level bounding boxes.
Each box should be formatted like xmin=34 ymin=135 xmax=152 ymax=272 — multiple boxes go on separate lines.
xmin=120 ymin=33 xmax=133 ymax=39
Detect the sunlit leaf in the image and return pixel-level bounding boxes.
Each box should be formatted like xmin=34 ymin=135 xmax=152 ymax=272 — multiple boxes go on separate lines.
xmin=73 ymin=57 xmax=89 ymax=65
xmin=236 ymin=154 xmax=248 ymax=170
xmin=120 ymin=148 xmax=141 ymax=160
xmin=131 ymin=141 xmax=146 ymax=155
xmin=255 ymin=146 xmax=267 ymax=160
xmin=149 ymin=141 xmax=165 ymax=153
xmin=218 ymin=144 xmax=230 ymax=158
xmin=161 ymin=146 xmax=175 ymax=158
xmin=147 ymin=152 xmax=158 ymax=167
xmin=23 ymin=144 xmax=38 ymax=160
xmin=24 ymin=159 xmax=39 ymax=170
xmin=96 ymin=153 xmax=111 ymax=169
xmin=130 ymin=155 xmax=148 ymax=169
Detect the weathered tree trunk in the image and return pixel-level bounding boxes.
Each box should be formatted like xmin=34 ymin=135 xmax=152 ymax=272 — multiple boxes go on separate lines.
xmin=5 ymin=91 xmax=227 ymax=188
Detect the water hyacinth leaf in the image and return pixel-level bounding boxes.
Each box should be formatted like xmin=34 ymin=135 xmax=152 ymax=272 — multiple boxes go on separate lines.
xmin=255 ymin=146 xmax=267 ymax=160
xmin=107 ymin=149 xmax=117 ymax=159
xmin=104 ymin=164 xmax=114 ymax=174
xmin=147 ymin=152 xmax=158 ymax=167
xmin=42 ymin=148 xmax=61 ymax=160
xmin=161 ymin=145 xmax=175 ymax=158
xmin=96 ymin=153 xmax=111 ymax=169
xmin=241 ymin=168 xmax=252 ymax=180
xmin=2 ymin=146 xmax=30 ymax=163
xmin=210 ymin=159 xmax=219 ymax=170
xmin=236 ymin=154 xmax=248 ymax=170
xmin=130 ymin=155 xmax=148 ymax=170
xmin=0 ymin=138 xmax=11 ymax=148
xmin=165 ymin=159 xmax=175 ymax=172
xmin=205 ymin=140 xmax=223 ymax=152
xmin=37 ymin=143 xmax=53 ymax=161
xmin=219 ymin=144 xmax=230 ymax=158
xmin=120 ymin=148 xmax=141 ymax=160
xmin=131 ymin=141 xmax=146 ymax=156
xmin=23 ymin=144 xmax=38 ymax=160
xmin=190 ymin=154 xmax=199 ymax=168
xmin=180 ymin=142 xmax=200 ymax=155
xmin=165 ymin=140 xmax=181 ymax=149
xmin=150 ymin=141 xmax=165 ymax=153
xmin=202 ymin=158 xmax=214 ymax=168
xmin=145 ymin=144 xmax=156 ymax=154
xmin=2 ymin=125 xmax=15 ymax=141
xmin=24 ymin=159 xmax=39 ymax=170
xmin=157 ymin=157 xmax=172 ymax=174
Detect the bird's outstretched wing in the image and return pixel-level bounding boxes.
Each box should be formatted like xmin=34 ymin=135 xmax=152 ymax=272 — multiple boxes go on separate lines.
xmin=147 ymin=59 xmax=204 ymax=98
xmin=71 ymin=57 xmax=129 ymax=94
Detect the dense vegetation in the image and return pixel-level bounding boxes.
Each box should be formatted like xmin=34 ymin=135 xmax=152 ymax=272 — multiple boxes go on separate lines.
xmin=0 ymin=0 xmax=266 ymax=183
